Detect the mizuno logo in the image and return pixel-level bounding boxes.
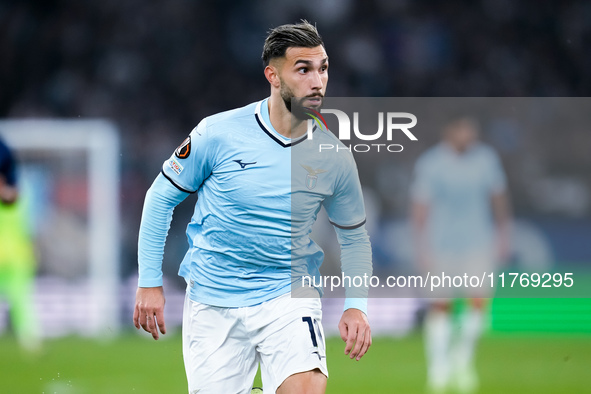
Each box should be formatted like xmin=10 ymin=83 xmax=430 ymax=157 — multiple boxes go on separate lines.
xmin=233 ymin=159 xmax=257 ymax=169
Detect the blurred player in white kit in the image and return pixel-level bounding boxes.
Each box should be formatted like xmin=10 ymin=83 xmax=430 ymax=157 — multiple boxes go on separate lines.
xmin=411 ymin=115 xmax=511 ymax=393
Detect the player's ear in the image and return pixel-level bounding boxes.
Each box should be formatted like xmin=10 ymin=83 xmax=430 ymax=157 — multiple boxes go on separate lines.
xmin=264 ymin=64 xmax=281 ymax=88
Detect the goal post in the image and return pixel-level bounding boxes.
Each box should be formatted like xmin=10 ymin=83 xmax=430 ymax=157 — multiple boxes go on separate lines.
xmin=0 ymin=119 xmax=121 ymax=336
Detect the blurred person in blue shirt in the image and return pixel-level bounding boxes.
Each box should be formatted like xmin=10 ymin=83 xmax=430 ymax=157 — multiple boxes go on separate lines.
xmin=411 ymin=115 xmax=511 ymax=393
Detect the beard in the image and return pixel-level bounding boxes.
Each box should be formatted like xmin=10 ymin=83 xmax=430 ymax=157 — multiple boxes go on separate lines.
xmin=279 ymin=78 xmax=323 ymax=121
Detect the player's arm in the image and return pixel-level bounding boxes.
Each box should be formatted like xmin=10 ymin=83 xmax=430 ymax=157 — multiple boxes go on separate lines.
xmin=491 ymin=190 xmax=511 ymax=262
xmin=134 ymin=174 xmax=189 ymax=340
xmin=488 ymin=150 xmax=511 ymax=262
xmin=410 ymin=155 xmax=433 ymax=274
xmin=134 ymin=120 xmax=213 ymax=340
xmin=411 ymin=200 xmax=430 ymax=274
xmin=334 ymin=224 xmax=372 ymax=361
xmin=323 ymin=153 xmax=373 ymax=361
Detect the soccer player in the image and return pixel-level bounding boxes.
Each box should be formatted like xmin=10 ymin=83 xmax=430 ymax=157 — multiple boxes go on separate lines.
xmin=134 ymin=21 xmax=372 ymax=394
xmin=0 ymin=137 xmax=18 ymax=205
xmin=411 ymin=116 xmax=511 ymax=393
xmin=0 ymin=136 xmax=40 ymax=352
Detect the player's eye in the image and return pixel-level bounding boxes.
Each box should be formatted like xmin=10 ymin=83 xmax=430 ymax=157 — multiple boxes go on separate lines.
xmin=298 ymin=67 xmax=308 ymax=74
xmin=320 ymin=65 xmax=328 ymax=72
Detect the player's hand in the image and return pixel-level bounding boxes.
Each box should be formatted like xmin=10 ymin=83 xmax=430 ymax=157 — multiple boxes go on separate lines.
xmin=133 ymin=286 xmax=166 ymax=340
xmin=338 ymin=308 xmax=372 ymax=361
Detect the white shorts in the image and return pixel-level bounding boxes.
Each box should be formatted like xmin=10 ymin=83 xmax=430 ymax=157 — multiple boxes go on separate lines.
xmin=182 ymin=292 xmax=328 ymax=394
xmin=425 ymin=248 xmax=497 ymax=299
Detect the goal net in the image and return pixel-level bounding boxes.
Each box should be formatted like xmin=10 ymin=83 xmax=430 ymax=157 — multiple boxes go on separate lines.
xmin=0 ymin=119 xmax=120 ymax=337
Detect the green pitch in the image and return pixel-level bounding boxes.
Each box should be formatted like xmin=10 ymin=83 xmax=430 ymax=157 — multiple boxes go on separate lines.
xmin=1 ymin=332 xmax=590 ymax=393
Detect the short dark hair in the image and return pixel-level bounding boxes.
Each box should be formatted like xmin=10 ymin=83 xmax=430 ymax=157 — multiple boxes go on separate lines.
xmin=262 ymin=20 xmax=324 ymax=66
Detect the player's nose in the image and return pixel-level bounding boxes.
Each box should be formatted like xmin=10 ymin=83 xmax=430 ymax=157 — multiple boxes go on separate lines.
xmin=310 ymin=70 xmax=324 ymax=90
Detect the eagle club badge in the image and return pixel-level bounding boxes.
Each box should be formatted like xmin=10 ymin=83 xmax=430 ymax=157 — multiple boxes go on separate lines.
xmin=301 ymin=164 xmax=327 ymax=190
xmin=175 ymin=136 xmax=191 ymax=159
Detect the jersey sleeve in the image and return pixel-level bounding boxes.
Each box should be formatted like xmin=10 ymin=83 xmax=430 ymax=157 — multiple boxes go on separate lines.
xmin=0 ymin=139 xmax=17 ymax=186
xmin=486 ymin=149 xmax=507 ymax=194
xmin=336 ymin=224 xmax=372 ymax=314
xmin=322 ymin=154 xmax=366 ymax=229
xmin=161 ymin=119 xmax=214 ymax=193
xmin=410 ymin=154 xmax=433 ymax=204
xmin=138 ymin=173 xmax=189 ymax=287
xmin=322 ymin=153 xmax=372 ymax=314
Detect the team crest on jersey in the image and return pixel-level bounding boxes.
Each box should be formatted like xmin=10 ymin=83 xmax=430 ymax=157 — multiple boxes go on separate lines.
xmin=301 ymin=164 xmax=327 ymax=190
xmin=175 ymin=136 xmax=191 ymax=159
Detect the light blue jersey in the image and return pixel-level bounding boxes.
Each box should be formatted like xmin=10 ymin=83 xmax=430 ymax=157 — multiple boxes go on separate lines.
xmin=139 ymin=99 xmax=371 ymax=310
xmin=411 ymin=142 xmax=506 ymax=253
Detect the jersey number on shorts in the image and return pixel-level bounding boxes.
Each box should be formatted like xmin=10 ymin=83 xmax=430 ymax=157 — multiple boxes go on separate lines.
xmin=302 ymin=316 xmax=318 ymax=347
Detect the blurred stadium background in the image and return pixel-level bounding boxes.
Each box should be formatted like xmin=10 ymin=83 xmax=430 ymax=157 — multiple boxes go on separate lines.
xmin=1 ymin=0 xmax=590 ymax=393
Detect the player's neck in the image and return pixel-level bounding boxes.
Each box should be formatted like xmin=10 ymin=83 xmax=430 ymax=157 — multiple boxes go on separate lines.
xmin=444 ymin=140 xmax=471 ymax=155
xmin=268 ymin=96 xmax=307 ymax=139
